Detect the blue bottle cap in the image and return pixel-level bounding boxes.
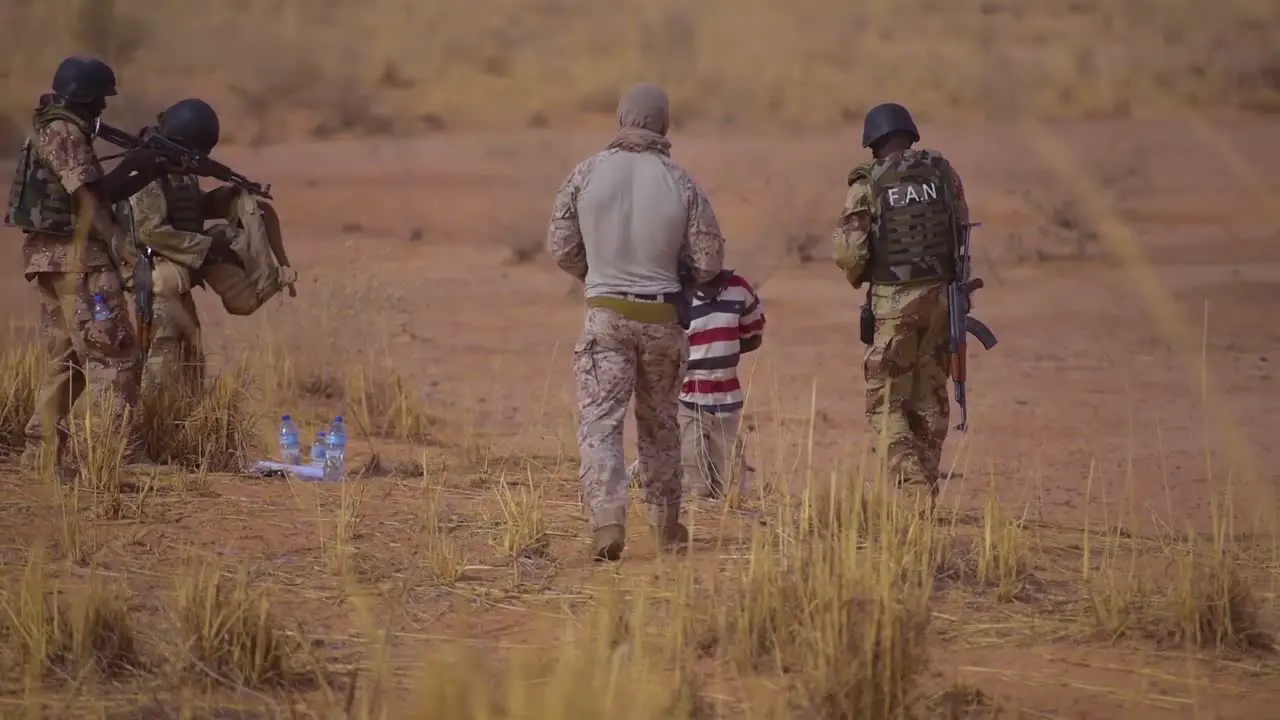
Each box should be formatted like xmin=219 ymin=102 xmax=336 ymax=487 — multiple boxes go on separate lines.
xmin=282 ymin=414 xmax=291 ymax=421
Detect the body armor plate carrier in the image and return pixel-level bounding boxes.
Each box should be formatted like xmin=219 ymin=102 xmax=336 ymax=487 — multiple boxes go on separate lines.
xmin=859 ymin=149 xmax=956 ymax=285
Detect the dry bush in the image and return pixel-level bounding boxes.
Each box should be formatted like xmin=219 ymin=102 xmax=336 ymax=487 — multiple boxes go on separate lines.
xmin=344 ymin=365 xmax=442 ymax=443
xmin=140 ymin=363 xmax=260 ymax=472
xmin=713 ymin=477 xmax=937 ymax=718
xmin=1 ymin=553 xmax=141 ymax=682
xmin=175 ymin=561 xmax=312 ymax=689
xmin=68 ymin=392 xmax=134 ymax=505
xmin=1161 ymin=539 xmax=1274 ymax=652
xmin=494 ymin=475 xmax=550 ymax=560
xmin=420 ymin=489 xmax=467 ymax=583
xmin=3 ymin=0 xmax=1278 ymax=141
xmin=0 ymin=342 xmax=41 ymax=456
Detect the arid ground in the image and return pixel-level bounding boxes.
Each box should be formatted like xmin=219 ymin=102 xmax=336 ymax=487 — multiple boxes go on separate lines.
xmin=1 ymin=1 xmax=1279 ymax=718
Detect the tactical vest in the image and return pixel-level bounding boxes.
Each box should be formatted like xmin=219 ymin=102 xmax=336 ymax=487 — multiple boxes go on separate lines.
xmin=857 ymin=149 xmax=957 ymax=285
xmin=4 ymin=105 xmax=96 ymax=236
xmin=160 ymin=173 xmax=206 ymax=233
xmin=113 ymin=173 xmax=205 ymax=277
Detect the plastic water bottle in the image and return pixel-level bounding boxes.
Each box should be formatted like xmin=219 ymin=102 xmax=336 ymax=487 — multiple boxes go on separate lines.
xmin=309 ymin=431 xmax=327 ymax=467
xmin=278 ymin=415 xmax=302 ymax=465
xmin=91 ymin=294 xmax=113 ymax=321
xmin=324 ymin=416 xmax=346 ymax=480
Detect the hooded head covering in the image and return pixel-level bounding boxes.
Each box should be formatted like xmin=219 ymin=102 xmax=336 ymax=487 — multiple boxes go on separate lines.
xmin=607 ymin=83 xmax=673 ymax=155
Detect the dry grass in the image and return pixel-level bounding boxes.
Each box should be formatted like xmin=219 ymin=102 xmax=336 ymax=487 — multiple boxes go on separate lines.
xmin=174 ymin=560 xmax=312 ymax=690
xmin=0 ymin=327 xmax=1274 ymax=717
xmin=1 ymin=0 xmax=1277 ymax=149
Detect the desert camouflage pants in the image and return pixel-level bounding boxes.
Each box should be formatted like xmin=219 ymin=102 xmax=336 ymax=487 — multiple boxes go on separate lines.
xmin=574 ymin=306 xmax=688 ymax=529
xmin=24 ymin=270 xmax=141 ymax=462
xmin=864 ymin=283 xmax=950 ymax=491
xmin=142 ymin=291 xmax=204 ymax=400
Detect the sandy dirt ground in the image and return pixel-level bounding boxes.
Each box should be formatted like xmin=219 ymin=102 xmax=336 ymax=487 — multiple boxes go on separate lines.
xmin=0 ymin=116 xmax=1278 ymax=716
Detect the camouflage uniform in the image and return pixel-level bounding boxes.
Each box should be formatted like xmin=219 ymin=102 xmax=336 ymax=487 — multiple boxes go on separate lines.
xmin=118 ymin=174 xmax=236 ymax=397
xmin=833 ymin=148 xmax=969 ymax=499
xmin=5 ymin=105 xmax=141 ymax=465
xmin=116 ymin=164 xmax=295 ymax=401
xmin=548 ymin=87 xmax=725 ymax=558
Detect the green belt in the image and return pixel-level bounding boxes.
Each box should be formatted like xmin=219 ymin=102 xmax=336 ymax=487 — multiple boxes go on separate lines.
xmin=586 ymin=295 xmax=678 ymax=324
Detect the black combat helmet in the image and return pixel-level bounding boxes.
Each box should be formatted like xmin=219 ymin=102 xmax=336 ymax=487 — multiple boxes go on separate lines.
xmin=51 ymin=56 xmax=118 ymax=105
xmin=861 ymin=102 xmax=920 ymax=149
xmin=158 ymin=98 xmax=220 ymax=154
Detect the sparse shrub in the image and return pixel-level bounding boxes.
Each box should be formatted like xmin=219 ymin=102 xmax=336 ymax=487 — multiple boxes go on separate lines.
xmin=0 ymin=342 xmax=42 ymax=456
xmin=1 ymin=554 xmax=141 ymax=681
xmin=719 ymin=476 xmax=937 ymax=719
xmin=175 ymin=562 xmax=311 ymax=689
xmin=1161 ymin=542 xmax=1273 ymax=653
xmin=345 ymin=365 xmax=441 ymax=443
xmin=141 ymin=363 xmax=260 ymax=473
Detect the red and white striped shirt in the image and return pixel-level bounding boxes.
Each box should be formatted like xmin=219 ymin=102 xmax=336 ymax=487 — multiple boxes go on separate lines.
xmin=680 ymin=272 xmax=765 ymax=413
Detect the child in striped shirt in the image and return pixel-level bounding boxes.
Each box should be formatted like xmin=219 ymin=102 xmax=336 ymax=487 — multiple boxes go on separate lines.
xmin=678 ymin=268 xmax=765 ymax=499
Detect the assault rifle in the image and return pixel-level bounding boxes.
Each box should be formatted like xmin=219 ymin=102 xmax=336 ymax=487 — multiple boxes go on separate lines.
xmin=133 ymin=245 xmax=156 ymax=360
xmin=949 ymin=221 xmax=998 ymax=432
xmin=94 ymin=119 xmax=273 ymax=200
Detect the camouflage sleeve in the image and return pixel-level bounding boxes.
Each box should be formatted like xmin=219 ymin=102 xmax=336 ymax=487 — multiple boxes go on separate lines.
xmin=128 ymin=179 xmax=212 ymax=269
xmin=33 ymin=119 xmax=102 ymax=194
xmin=833 ymin=178 xmax=873 ymax=288
xmin=675 ymin=168 xmax=725 ymax=284
xmin=939 ymin=156 xmax=970 ymax=228
xmin=546 ymin=158 xmax=592 ymax=281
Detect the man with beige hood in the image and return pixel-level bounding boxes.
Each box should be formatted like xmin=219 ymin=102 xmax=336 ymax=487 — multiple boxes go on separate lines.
xmin=548 ymin=83 xmax=726 ymax=561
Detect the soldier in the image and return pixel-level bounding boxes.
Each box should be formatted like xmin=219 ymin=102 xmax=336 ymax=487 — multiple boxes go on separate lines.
xmin=548 ymin=83 xmax=725 ymax=561
xmin=115 ymin=98 xmax=297 ymax=401
xmin=5 ymin=55 xmax=172 ymax=475
xmin=832 ymin=102 xmax=970 ymax=515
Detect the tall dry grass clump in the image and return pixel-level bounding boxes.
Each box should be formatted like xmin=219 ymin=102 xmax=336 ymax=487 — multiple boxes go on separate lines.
xmin=0 ymin=343 xmax=42 ymax=456
xmin=175 ymin=560 xmax=311 ymax=689
xmin=1 ymin=551 xmax=141 ymax=683
xmin=140 ymin=362 xmax=260 ymax=472
xmin=716 ymin=476 xmax=937 ymax=718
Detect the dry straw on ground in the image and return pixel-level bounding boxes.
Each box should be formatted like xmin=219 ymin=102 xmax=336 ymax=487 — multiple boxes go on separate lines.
xmin=0 ymin=335 xmax=1273 ymax=717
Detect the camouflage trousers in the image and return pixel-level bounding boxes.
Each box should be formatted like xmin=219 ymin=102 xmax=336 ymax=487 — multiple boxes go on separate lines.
xmin=864 ymin=283 xmax=950 ymax=492
xmin=141 ymin=291 xmax=204 ymax=400
xmin=574 ymin=306 xmax=688 ymax=530
xmin=24 ymin=270 xmax=142 ymax=464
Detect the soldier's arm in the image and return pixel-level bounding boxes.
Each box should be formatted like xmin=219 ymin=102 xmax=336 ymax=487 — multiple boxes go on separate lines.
xmin=546 ymin=160 xmax=589 ymax=281
xmin=128 ymin=179 xmax=214 ymax=269
xmin=939 ymin=157 xmax=970 ymax=229
xmin=677 ymin=171 xmax=726 ymax=284
xmin=833 ymin=178 xmax=873 ymax=288
xmin=34 ymin=120 xmax=122 ymax=242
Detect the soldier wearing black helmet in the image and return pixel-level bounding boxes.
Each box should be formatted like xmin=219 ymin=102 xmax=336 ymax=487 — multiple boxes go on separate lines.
xmin=832 ymin=102 xmax=971 ymax=516
xmin=4 ymin=55 xmax=172 ymax=477
xmin=117 ymin=98 xmax=297 ymax=404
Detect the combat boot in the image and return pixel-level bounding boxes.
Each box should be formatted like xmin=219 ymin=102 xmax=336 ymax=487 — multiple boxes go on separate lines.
xmin=655 ymin=522 xmax=690 ymax=553
xmin=650 ymin=504 xmax=690 ymax=554
xmin=592 ymin=524 xmax=627 ymax=562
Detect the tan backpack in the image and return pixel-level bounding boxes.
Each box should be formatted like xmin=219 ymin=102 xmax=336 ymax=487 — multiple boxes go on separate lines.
xmin=201 ymin=192 xmax=297 ymax=315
